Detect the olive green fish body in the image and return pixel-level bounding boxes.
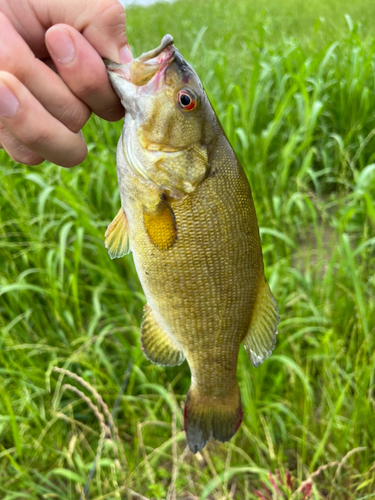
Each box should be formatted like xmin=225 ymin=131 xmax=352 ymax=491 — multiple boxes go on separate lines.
xmin=106 ymin=36 xmax=279 ymax=453
xmin=120 ymin=130 xmax=262 ymax=377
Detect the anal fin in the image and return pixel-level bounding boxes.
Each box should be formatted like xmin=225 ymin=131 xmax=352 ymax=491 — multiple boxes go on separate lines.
xmin=105 ymin=207 xmax=130 ymax=259
xmin=141 ymin=305 xmax=185 ymax=366
xmin=243 ymin=278 xmax=280 ymax=367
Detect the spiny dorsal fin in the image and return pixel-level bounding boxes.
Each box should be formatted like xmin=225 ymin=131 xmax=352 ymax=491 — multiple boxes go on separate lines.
xmin=141 ymin=305 xmax=185 ymax=366
xmin=105 ymin=207 xmax=130 ymax=259
xmin=242 ymin=278 xmax=279 ymax=367
xmin=143 ymin=196 xmax=177 ymax=251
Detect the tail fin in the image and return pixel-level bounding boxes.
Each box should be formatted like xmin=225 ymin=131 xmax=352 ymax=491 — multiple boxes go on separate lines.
xmin=184 ymin=385 xmax=243 ymax=454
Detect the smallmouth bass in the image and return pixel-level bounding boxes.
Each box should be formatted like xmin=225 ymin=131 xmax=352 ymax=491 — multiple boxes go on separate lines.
xmin=105 ymin=35 xmax=279 ymax=453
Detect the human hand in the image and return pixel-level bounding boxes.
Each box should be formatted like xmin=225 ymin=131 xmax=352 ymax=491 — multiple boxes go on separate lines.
xmin=0 ymin=0 xmax=132 ymax=167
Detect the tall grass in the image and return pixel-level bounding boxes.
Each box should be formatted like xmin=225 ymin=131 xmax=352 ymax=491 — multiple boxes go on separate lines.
xmin=0 ymin=0 xmax=374 ymax=498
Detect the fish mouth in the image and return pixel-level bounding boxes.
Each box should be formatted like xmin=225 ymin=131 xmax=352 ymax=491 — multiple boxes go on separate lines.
xmin=105 ymin=35 xmax=175 ymax=92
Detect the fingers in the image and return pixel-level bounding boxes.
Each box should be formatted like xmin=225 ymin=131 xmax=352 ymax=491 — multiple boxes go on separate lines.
xmin=0 ymin=13 xmax=91 ymax=133
xmin=0 ymin=72 xmax=87 ymax=167
xmin=34 ymin=0 xmax=131 ymax=63
xmin=0 ymin=0 xmax=132 ymax=167
xmin=46 ymin=24 xmax=124 ymax=121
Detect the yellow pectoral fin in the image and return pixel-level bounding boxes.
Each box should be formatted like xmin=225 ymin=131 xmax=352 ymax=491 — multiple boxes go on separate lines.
xmin=105 ymin=207 xmax=130 ymax=259
xmin=143 ymin=197 xmax=177 ymax=251
xmin=243 ymin=278 xmax=280 ymax=367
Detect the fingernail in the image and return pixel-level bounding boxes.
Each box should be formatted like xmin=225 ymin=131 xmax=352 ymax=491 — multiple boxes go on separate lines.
xmin=119 ymin=45 xmax=133 ymax=64
xmin=0 ymin=85 xmax=19 ymax=117
xmin=47 ymin=27 xmax=75 ymax=64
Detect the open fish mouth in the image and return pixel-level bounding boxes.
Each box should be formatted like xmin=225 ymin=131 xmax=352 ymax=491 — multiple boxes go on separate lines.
xmin=105 ymin=35 xmax=175 ymax=93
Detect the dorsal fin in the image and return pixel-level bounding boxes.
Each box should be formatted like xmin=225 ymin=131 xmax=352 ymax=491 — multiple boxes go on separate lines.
xmin=105 ymin=207 xmax=130 ymax=259
xmin=143 ymin=196 xmax=177 ymax=251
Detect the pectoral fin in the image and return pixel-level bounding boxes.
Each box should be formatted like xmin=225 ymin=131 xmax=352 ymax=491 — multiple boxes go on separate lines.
xmin=243 ymin=278 xmax=280 ymax=367
xmin=141 ymin=305 xmax=185 ymax=366
xmin=143 ymin=196 xmax=177 ymax=251
xmin=105 ymin=207 xmax=130 ymax=259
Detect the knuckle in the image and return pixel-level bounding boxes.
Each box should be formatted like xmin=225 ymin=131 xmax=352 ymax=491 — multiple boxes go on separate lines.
xmin=100 ymin=2 xmax=127 ymax=39
xmin=76 ymin=76 xmax=101 ymax=100
xmin=0 ymin=126 xmax=43 ymax=164
xmin=10 ymin=148 xmax=43 ymax=166
xmin=59 ymin=101 xmax=91 ymax=133
xmin=102 ymin=1 xmax=126 ymax=23
xmin=20 ymin=154 xmax=44 ymax=166
xmin=23 ymin=126 xmax=51 ymax=151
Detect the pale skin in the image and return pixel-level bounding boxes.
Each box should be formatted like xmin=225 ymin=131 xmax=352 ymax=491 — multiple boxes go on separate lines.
xmin=0 ymin=0 xmax=132 ymax=167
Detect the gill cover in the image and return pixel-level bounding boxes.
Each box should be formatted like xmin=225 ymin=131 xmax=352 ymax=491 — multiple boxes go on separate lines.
xmin=106 ymin=35 xmax=209 ymax=198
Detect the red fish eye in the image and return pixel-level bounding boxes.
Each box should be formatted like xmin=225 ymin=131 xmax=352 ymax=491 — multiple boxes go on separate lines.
xmin=178 ymin=90 xmax=196 ymax=111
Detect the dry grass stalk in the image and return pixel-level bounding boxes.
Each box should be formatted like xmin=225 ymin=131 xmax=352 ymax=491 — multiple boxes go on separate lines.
xmin=167 ymin=446 xmax=190 ymax=500
xmin=127 ymin=489 xmax=152 ymax=500
xmin=229 ymin=482 xmax=236 ymax=499
xmin=329 ymin=446 xmax=367 ymax=498
xmin=54 ymin=366 xmax=128 ymax=471
xmin=62 ymin=384 xmax=110 ymax=438
xmin=137 ymin=421 xmax=156 ymax=484
xmin=292 ymin=446 xmax=367 ymax=498
xmin=166 ymin=395 xmax=178 ymax=500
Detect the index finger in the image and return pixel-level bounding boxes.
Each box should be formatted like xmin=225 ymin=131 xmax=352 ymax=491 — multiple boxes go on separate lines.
xmin=46 ymin=24 xmax=125 ymax=121
xmin=4 ymin=0 xmax=130 ymax=63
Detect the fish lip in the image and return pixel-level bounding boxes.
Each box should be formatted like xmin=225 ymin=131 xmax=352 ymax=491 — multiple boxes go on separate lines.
xmin=137 ymin=34 xmax=174 ymax=63
xmin=105 ymin=34 xmax=175 ymax=87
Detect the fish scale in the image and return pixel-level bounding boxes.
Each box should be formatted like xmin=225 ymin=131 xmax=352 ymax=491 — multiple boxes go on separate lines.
xmin=105 ymin=35 xmax=279 ymax=453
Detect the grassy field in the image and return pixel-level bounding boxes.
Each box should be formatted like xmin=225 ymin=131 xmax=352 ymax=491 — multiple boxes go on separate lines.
xmin=1 ymin=0 xmax=375 ymax=498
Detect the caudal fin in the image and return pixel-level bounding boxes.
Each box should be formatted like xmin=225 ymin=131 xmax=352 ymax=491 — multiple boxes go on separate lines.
xmin=184 ymin=385 xmax=243 ymax=454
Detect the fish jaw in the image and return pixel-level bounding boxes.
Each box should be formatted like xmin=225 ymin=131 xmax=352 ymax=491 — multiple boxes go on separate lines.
xmin=105 ymin=35 xmax=175 ymax=117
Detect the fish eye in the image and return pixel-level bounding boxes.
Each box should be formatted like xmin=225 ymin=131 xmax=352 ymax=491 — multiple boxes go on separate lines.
xmin=178 ymin=89 xmax=196 ymax=111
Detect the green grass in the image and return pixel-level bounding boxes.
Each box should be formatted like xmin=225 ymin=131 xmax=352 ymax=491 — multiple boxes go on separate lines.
xmin=1 ymin=0 xmax=375 ymax=498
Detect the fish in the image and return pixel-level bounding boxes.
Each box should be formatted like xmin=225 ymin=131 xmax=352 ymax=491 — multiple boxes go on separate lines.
xmin=105 ymin=35 xmax=279 ymax=454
